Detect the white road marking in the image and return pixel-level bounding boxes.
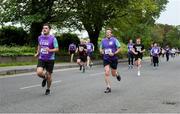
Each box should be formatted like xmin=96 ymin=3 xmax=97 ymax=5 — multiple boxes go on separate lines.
xmin=20 ymin=80 xmax=62 ymax=90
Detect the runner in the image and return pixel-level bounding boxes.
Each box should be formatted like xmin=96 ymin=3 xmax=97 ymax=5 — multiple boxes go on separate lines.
xmin=171 ymin=47 xmax=176 ymax=58
xmin=132 ymin=38 xmax=145 ymax=76
xmin=86 ymin=39 xmax=94 ymax=68
xmin=100 ymin=28 xmax=121 ymax=93
xmin=76 ymin=39 xmax=87 ymax=73
xmin=34 ymin=23 xmax=59 ymax=95
xmin=68 ymin=42 xmax=77 ymax=62
xmin=151 ymin=43 xmax=160 ymax=69
xmin=149 ymin=44 xmax=154 ymax=65
xmin=165 ymin=45 xmax=170 ymax=61
xmin=127 ymin=39 xmax=134 ymax=69
xmin=128 ymin=39 xmax=134 ymax=69
xmin=161 ymin=48 xmax=165 ymax=58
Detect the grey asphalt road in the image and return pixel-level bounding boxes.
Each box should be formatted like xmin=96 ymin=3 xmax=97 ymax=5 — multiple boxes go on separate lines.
xmin=0 ymin=57 xmax=180 ymax=113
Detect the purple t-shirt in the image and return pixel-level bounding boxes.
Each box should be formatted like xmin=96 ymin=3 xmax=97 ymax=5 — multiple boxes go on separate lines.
xmin=101 ymin=37 xmax=121 ymax=60
xmin=86 ymin=43 xmax=94 ymax=52
xmin=151 ymin=47 xmax=160 ymax=57
xmin=128 ymin=43 xmax=134 ymax=54
xmin=38 ymin=35 xmax=57 ymax=60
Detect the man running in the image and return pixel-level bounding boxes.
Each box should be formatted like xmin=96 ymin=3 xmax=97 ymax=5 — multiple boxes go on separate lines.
xmin=68 ymin=42 xmax=77 ymax=62
xmin=149 ymin=44 xmax=154 ymax=65
xmin=76 ymin=39 xmax=87 ymax=73
xmin=100 ymin=28 xmax=121 ymax=93
xmin=127 ymin=39 xmax=134 ymax=69
xmin=86 ymin=39 xmax=94 ymax=68
xmin=34 ymin=23 xmax=59 ymax=95
xmin=132 ymin=38 xmax=145 ymax=76
xmin=151 ymin=43 xmax=160 ymax=69
xmin=165 ymin=45 xmax=170 ymax=61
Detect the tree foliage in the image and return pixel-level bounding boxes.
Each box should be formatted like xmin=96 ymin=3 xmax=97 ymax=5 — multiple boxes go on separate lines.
xmin=0 ymin=0 xmax=172 ymax=50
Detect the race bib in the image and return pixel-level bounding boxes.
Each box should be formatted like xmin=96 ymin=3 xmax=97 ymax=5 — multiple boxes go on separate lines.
xmin=154 ymin=49 xmax=158 ymax=54
xmin=40 ymin=48 xmax=48 ymax=54
xmin=87 ymin=45 xmax=91 ymax=50
xmin=136 ymin=47 xmax=141 ymax=52
xmin=79 ymin=47 xmax=84 ymax=52
xmin=104 ymin=49 xmax=112 ymax=54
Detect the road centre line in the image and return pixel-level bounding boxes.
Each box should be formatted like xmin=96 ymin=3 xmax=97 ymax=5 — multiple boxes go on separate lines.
xmin=20 ymin=80 xmax=62 ymax=90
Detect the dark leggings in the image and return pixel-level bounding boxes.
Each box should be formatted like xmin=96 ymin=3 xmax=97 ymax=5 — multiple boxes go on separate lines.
xmin=166 ymin=53 xmax=169 ymax=61
xmin=128 ymin=53 xmax=134 ymax=65
xmin=153 ymin=56 xmax=159 ymax=67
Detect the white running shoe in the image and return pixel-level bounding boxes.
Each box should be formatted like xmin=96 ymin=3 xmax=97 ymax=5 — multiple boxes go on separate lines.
xmin=137 ymin=70 xmax=140 ymax=76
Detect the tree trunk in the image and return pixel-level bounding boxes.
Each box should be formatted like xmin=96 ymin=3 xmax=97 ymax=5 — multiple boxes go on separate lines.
xmin=30 ymin=22 xmax=44 ymax=46
xmin=88 ymin=30 xmax=100 ymax=51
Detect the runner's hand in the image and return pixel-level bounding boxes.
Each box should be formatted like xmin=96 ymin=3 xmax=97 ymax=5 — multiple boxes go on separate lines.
xmin=45 ymin=47 xmax=51 ymax=52
xmin=100 ymin=50 xmax=104 ymax=54
xmin=109 ymin=52 xmax=114 ymax=56
xmin=34 ymin=53 xmax=39 ymax=57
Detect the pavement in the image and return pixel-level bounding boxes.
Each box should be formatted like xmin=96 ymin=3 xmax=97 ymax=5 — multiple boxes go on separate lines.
xmin=0 ymin=56 xmax=180 ymax=113
xmin=0 ymin=59 xmax=127 ymax=76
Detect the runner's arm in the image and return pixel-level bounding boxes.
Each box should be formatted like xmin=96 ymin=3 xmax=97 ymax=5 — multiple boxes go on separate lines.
xmin=99 ymin=43 xmax=104 ymax=54
xmin=47 ymin=38 xmax=59 ymax=52
xmin=140 ymin=45 xmax=145 ymax=53
xmin=131 ymin=46 xmax=138 ymax=55
xmin=34 ymin=45 xmax=40 ymax=57
xmin=114 ymin=39 xmax=121 ymax=55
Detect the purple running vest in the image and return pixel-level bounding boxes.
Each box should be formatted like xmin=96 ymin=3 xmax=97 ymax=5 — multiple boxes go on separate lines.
xmin=101 ymin=37 xmax=119 ymax=60
xmin=38 ymin=35 xmax=55 ymax=60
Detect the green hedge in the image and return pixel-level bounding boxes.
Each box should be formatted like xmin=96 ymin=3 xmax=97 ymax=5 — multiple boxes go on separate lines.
xmin=0 ymin=26 xmax=28 ymax=46
xmin=0 ymin=42 xmax=128 ymax=59
xmin=0 ymin=46 xmax=35 ymax=56
xmin=56 ymin=33 xmax=80 ymax=51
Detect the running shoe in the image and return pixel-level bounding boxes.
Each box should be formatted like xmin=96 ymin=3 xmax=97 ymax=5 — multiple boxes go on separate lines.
xmin=116 ymin=72 xmax=121 ymax=81
xmin=45 ymin=89 xmax=50 ymax=95
xmin=104 ymin=87 xmax=111 ymax=93
xmin=90 ymin=63 xmax=93 ymax=68
xmin=42 ymin=72 xmax=47 ymax=87
xmin=83 ymin=66 xmax=85 ymax=73
xmin=128 ymin=65 xmax=131 ymax=69
xmin=137 ymin=70 xmax=140 ymax=76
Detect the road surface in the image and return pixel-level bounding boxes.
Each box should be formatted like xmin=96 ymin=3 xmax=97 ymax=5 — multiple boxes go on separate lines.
xmin=0 ymin=57 xmax=180 ymax=113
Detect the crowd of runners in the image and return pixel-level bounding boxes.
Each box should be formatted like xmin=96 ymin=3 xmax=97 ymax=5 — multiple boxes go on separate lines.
xmin=34 ymin=23 xmax=179 ymax=95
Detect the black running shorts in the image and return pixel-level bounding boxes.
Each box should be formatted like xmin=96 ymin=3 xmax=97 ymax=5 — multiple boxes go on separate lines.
xmin=134 ymin=54 xmax=143 ymax=61
xmin=103 ymin=59 xmax=118 ymax=69
xmin=37 ymin=59 xmax=55 ymax=73
xmin=79 ymin=56 xmax=87 ymax=62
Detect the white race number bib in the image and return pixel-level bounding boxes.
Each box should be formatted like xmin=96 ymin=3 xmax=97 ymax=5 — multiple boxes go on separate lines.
xmin=40 ymin=48 xmax=48 ymax=54
xmin=154 ymin=49 xmax=158 ymax=54
xmin=104 ymin=49 xmax=112 ymax=54
xmin=87 ymin=45 xmax=91 ymax=50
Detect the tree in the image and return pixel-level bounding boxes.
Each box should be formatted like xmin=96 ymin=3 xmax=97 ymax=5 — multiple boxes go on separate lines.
xmin=66 ymin=0 xmax=130 ymax=50
xmin=0 ymin=0 xmax=169 ymax=50
xmin=107 ymin=0 xmax=168 ymax=44
xmin=0 ymin=0 xmax=72 ymax=45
